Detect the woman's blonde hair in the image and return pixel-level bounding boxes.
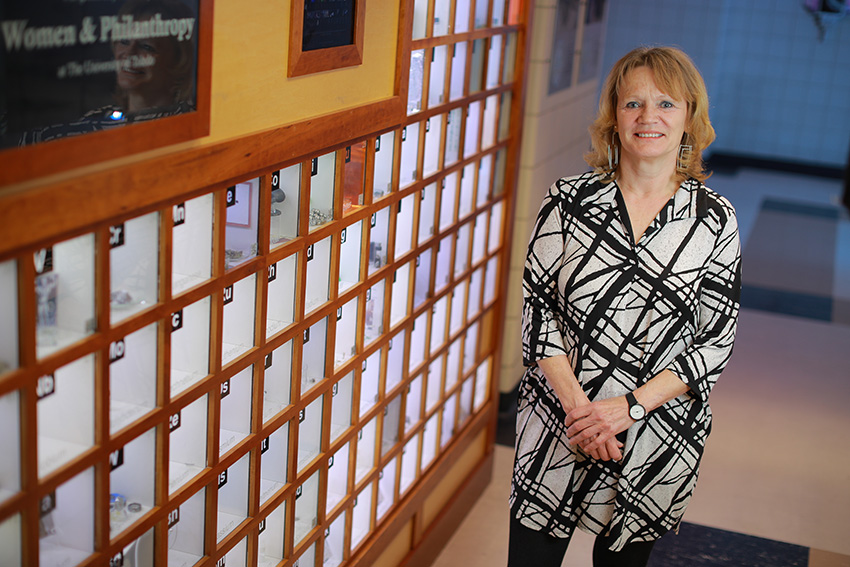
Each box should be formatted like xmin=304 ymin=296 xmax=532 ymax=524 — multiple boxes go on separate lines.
xmin=585 ymin=46 xmax=715 ymax=182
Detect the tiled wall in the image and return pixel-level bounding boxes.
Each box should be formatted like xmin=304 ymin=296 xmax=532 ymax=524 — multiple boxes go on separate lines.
xmin=602 ymin=0 xmax=850 ymax=169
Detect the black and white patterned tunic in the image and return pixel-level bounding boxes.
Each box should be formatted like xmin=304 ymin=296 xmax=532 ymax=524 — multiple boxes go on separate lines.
xmin=510 ymin=172 xmax=741 ymax=550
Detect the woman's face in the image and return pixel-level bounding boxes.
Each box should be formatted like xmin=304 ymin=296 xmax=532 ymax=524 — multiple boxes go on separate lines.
xmin=615 ymin=66 xmax=688 ymax=170
xmin=113 ymin=32 xmax=177 ymax=100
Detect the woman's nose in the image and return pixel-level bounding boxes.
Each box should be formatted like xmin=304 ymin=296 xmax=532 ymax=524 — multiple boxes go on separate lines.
xmin=638 ymin=105 xmax=658 ymax=123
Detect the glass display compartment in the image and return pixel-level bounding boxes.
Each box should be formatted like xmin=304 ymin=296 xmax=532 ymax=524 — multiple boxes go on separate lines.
xmin=486 ymin=36 xmax=503 ymax=89
xmin=449 ymin=42 xmax=467 ymax=101
xmin=301 ymin=318 xmax=328 ymax=394
xmin=359 ymin=352 xmax=381 ymax=417
xmin=489 ymin=202 xmax=504 ymax=253
xmin=0 ymin=514 xmax=21 ymax=567
xmin=477 ymin=155 xmax=493 ymax=206
xmin=399 ymin=436 xmax=418 ymax=495
xmin=109 ymin=212 xmax=158 ymax=324
xmin=109 ymin=324 xmax=157 ymax=435
xmin=113 ymin=528 xmax=153 ymax=567
xmin=373 ymin=131 xmax=395 ymax=200
xmin=166 ymin=489 xmax=206 ymax=567
xmin=294 ymin=470 xmax=320 ymax=547
xmin=222 ymin=537 xmax=249 ymax=567
xmin=354 ymin=418 xmax=377 ymax=483
xmin=368 ymin=208 xmax=390 ymax=275
xmin=294 ymin=543 xmax=316 ymax=567
xmin=472 ymin=212 xmax=488 ymax=264
xmin=225 ymin=179 xmax=261 ymax=270
xmin=425 ymin=361 xmax=442 ymax=413
xmin=474 ymin=0 xmax=489 ymax=28
xmin=305 ymin=237 xmax=332 ymax=314
xmin=270 ymin=164 xmax=302 ymax=248
xmin=409 ymin=313 xmax=427 ymax=371
xmin=219 ymin=366 xmax=253 ymax=457
xmin=469 ymin=39 xmax=486 ymax=94
xmin=482 ymin=95 xmax=499 ymax=150
xmin=168 ymin=394 xmax=208 ymax=495
xmin=450 ymin=282 xmax=466 ymax=334
xmin=376 ymin=458 xmax=397 ymax=521
xmin=350 ymin=482 xmax=373 ymax=551
xmin=266 ymin=253 xmax=298 ymax=339
xmin=342 ymin=143 xmax=366 ymax=214
xmin=499 ymin=92 xmax=513 ymax=141
xmin=34 ymin=233 xmax=95 ymax=359
xmin=455 ymin=223 xmax=471 ymax=277
xmin=441 ymin=394 xmax=458 ymax=448
xmin=37 ymin=355 xmax=94 ymax=478
xmin=381 ymin=396 xmax=401 ymax=456
xmin=323 ymin=511 xmax=346 ymax=567
xmin=259 ymin=421 xmax=290 ymax=505
xmin=484 ymin=256 xmax=499 ymax=305
xmin=474 ymin=358 xmax=491 ymax=410
xmin=464 ymin=102 xmax=481 ymax=159
xmin=422 ymin=116 xmax=442 ymax=179
xmin=428 ymin=46 xmax=448 ymax=107
xmin=310 ymin=152 xmax=336 ymax=230
xmin=170 ymin=296 xmax=211 ymax=398
xmin=297 ymin=396 xmax=324 ymax=472
xmin=421 ymin=414 xmax=439 ymax=471
xmin=408 ymin=49 xmax=424 ymax=114
xmin=258 ymin=501 xmax=287 ymax=567
xmin=492 ymin=0 xmax=507 ymax=25
xmin=364 ymin=280 xmax=385 ymax=344
xmin=338 ymin=221 xmax=363 ymax=294
xmin=334 ymin=298 xmax=358 ymax=368
xmin=385 ymin=332 xmax=405 ymax=393
xmin=430 ymin=297 xmax=448 ymax=355
xmin=394 ymin=193 xmax=416 ymax=258
xmin=217 ymin=453 xmax=250 ymax=542
xmin=445 ymin=339 xmax=462 ymax=393
xmin=460 ymin=377 xmax=474 ymax=425
xmin=454 ymin=0 xmax=471 ymax=33
xmin=467 ymin=267 xmax=483 ymax=319
xmin=330 ymin=372 xmax=353 ymax=443
xmin=109 ymin=429 xmax=156 ymax=537
xmin=38 ymin=468 xmax=94 ymax=566
xmin=404 ymin=376 xmax=423 ymax=433
xmin=435 ymin=236 xmax=452 ymax=292
xmin=433 ymin=0 xmax=450 ymax=35
xmin=458 ymin=164 xmax=476 ymax=219
xmin=399 ymin=123 xmax=420 ymax=189
xmin=222 ymin=273 xmax=257 ymax=366
xmin=464 ymin=322 xmax=480 ymax=373
xmin=413 ymin=249 xmax=432 ymax=309
xmin=439 ymin=174 xmax=458 ymax=230
xmin=418 ymin=183 xmax=437 ymax=245
xmin=172 ymin=194 xmax=213 ymax=295
xmin=263 ymin=341 xmax=293 ymax=423
xmin=326 ymin=443 xmax=350 ymax=514
xmin=390 ymin=262 xmax=411 ymax=327
xmin=0 ymin=391 xmax=20 ymax=504
xmin=0 ymin=260 xmax=18 ymax=375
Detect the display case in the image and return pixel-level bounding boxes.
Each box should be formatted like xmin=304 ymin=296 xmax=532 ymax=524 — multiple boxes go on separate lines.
xmin=0 ymin=0 xmax=528 ymax=563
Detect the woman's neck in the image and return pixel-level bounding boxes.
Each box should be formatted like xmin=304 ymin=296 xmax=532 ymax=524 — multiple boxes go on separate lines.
xmin=616 ymin=156 xmax=680 ymax=198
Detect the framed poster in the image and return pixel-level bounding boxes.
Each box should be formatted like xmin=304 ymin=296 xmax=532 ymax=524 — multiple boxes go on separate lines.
xmin=0 ymin=0 xmax=212 ymax=186
xmin=289 ymin=0 xmax=365 ymax=77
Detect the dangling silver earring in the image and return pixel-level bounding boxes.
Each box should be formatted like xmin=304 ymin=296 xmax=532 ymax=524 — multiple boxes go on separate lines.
xmin=677 ymin=133 xmax=693 ymax=172
xmin=607 ymin=132 xmax=619 ymax=170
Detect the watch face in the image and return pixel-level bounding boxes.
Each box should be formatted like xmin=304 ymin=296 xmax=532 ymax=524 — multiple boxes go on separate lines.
xmin=629 ymin=404 xmax=646 ymax=420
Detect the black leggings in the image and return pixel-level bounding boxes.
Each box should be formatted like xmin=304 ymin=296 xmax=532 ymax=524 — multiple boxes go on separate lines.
xmin=507 ymin=515 xmax=656 ymax=567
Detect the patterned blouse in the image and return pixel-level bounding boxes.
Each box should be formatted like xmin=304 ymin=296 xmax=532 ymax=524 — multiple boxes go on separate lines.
xmin=510 ymin=172 xmax=741 ymax=550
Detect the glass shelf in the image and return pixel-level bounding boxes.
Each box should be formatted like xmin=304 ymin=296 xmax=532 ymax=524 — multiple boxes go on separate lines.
xmin=302 ymin=318 xmax=328 ymax=395
xmin=394 ymin=193 xmax=416 ymax=258
xmin=220 ymin=366 xmax=253 ymax=457
xmin=263 ymin=341 xmax=293 ymax=423
xmin=168 ymin=394 xmax=208 ymax=495
xmin=399 ymin=123 xmax=419 ymax=189
xmin=334 ymin=297 xmax=358 ymax=368
xmin=368 ymin=207 xmax=390 ymax=275
xmin=373 ymin=131 xmax=395 ymax=200
xmin=486 ymin=36 xmax=503 ymax=89
xmin=270 ymin=164 xmax=302 ymax=248
xmin=469 ymin=39 xmax=486 ymax=94
xmin=259 ymin=420 xmax=290 ymax=506
xmin=110 ymin=212 xmax=159 ymax=324
xmin=330 ymin=372 xmax=353 ymax=443
xmin=464 ymin=102 xmax=481 ymax=159
xmin=0 ymin=391 xmax=20 ymax=505
xmin=109 ymin=323 xmax=157 ymax=435
xmin=326 ymin=442 xmax=350 ymax=514
xmin=390 ymin=262 xmax=410 ymax=327
xmin=217 ymin=453 xmax=250 ymax=543
xmin=305 ymin=236 xmax=332 ymax=314
xmin=418 ymin=183 xmax=437 ymax=245
xmin=0 ymin=514 xmax=21 ymax=567
xmin=38 ymin=467 xmax=94 ymax=567
xmin=339 ymin=221 xmax=363 ymax=294
xmin=413 ymin=249 xmax=432 ymax=309
xmin=34 ymin=233 xmax=95 ymax=359
xmin=404 ymin=376 xmax=422 ymax=434
xmin=222 ymin=274 xmax=257 ymax=366
xmin=428 ymin=46 xmax=448 ymax=107
xmin=170 ymin=296 xmax=211 ymax=398
xmin=439 ymin=174 xmax=458 ymax=230
xmin=0 ymin=260 xmax=18 ymax=376
xmin=435 ymin=236 xmax=452 ymax=292
xmin=266 ymin=253 xmax=297 ymax=339
xmin=323 ymin=512 xmax=346 ymax=567
xmin=350 ymin=482 xmax=373 ymax=550
xmin=441 ymin=394 xmax=458 ymax=448
xmin=482 ymin=95 xmax=498 ymax=150
xmin=342 ymin=142 xmax=366 ymax=214
xmin=294 ymin=470 xmax=320 ymax=547
xmin=454 ymin=0 xmax=470 ymax=34
xmin=410 ymin=313 xmax=427 ymax=371
xmin=37 ymin=355 xmax=94 ymax=478
xmin=376 ymin=458 xmax=397 ymax=521
xmin=225 ymin=179 xmax=260 ymax=270
xmin=359 ymin=352 xmax=381 ymax=417
xmin=430 ymin=297 xmax=448 ymax=355
xmin=309 ymin=153 xmax=336 ymax=230
xmin=258 ymin=501 xmax=286 ymax=567
xmin=445 ymin=109 xmax=462 ymax=167
xmin=297 ymin=396 xmax=323 ymax=473
xmin=172 ymin=194 xmax=213 ymax=295
xmin=355 ymin=418 xmax=376 ymax=483
xmin=364 ymin=280 xmax=385 ymax=345
xmin=449 ymin=42 xmax=467 ymax=101
xmin=166 ymin=488 xmax=206 ymax=567
xmin=381 ymin=396 xmax=401 ymax=457
xmin=385 ymin=332 xmax=405 ymax=394
xmin=422 ymin=116 xmax=442 ymax=179
xmin=399 ymin=435 xmax=418 ymax=496
xmin=408 ymin=49 xmax=424 ymax=115
xmin=109 ymin=428 xmax=156 ymax=538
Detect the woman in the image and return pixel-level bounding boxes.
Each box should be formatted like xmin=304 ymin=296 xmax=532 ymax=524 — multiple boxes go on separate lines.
xmin=509 ymin=46 xmax=741 ymax=566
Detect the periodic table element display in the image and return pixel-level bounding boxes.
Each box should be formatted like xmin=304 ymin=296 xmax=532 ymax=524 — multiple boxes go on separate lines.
xmin=170 ymin=297 xmax=211 ymax=398
xmin=38 ymin=467 xmax=95 ymax=566
xmin=270 ymin=164 xmax=302 ymax=248
xmin=168 ymin=394 xmax=209 ymax=495
xmin=221 ymin=273 xmax=257 ymax=366
xmin=263 ymin=341 xmax=294 ymax=423
xmin=0 ymin=391 xmax=21 ymax=504
xmin=310 ymin=152 xmax=336 ymax=230
xmin=372 ymin=131 xmax=395 ymax=200
xmin=109 ymin=323 xmax=157 ymax=434
xmin=338 ymin=221 xmax=363 ymax=294
xmin=0 ymin=260 xmax=18 ymax=375
xmin=108 ymin=429 xmax=156 ymax=537
xmin=259 ymin=420 xmax=290 ymax=506
xmin=172 ymin=193 xmax=214 ymax=295
xmin=109 ymin=212 xmax=159 ymax=324
xmin=266 ymin=254 xmax=298 ymax=339
xmin=225 ymin=179 xmax=261 ymax=270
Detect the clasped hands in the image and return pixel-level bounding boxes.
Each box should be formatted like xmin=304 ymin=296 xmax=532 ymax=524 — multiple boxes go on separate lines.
xmin=565 ymin=396 xmax=635 ymax=461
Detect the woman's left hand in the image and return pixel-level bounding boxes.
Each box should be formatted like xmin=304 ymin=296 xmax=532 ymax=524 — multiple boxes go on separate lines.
xmin=565 ymin=397 xmax=634 ymax=458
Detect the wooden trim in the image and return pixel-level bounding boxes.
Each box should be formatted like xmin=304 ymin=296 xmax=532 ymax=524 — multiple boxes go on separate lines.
xmin=288 ymin=0 xmax=366 ymax=77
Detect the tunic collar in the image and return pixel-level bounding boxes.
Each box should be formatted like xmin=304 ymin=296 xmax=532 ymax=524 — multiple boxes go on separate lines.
xmin=596 ymin=175 xmax=708 ymax=220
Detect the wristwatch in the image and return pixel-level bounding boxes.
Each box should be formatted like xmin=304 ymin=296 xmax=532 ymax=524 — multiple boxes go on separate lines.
xmin=625 ymin=392 xmax=646 ymax=421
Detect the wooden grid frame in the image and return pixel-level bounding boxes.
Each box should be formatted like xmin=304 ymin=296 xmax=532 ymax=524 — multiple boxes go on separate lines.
xmin=0 ymin=0 xmax=533 ymax=565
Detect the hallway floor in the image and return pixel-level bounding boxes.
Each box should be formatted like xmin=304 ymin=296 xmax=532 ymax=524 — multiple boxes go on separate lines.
xmin=433 ymin=167 xmax=850 ymax=567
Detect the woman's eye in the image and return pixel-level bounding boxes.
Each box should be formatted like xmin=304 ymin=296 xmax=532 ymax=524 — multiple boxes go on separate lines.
xmin=660 ymin=101 xmax=674 ymax=109
xmin=625 ymin=101 xmax=640 ymax=109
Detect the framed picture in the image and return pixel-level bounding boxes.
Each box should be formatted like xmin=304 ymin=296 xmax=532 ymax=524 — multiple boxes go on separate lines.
xmin=288 ymin=0 xmax=365 ymax=77
xmin=0 ymin=0 xmax=213 ymax=186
